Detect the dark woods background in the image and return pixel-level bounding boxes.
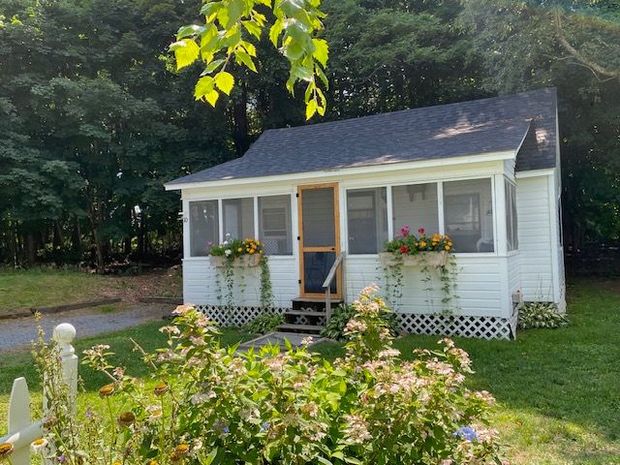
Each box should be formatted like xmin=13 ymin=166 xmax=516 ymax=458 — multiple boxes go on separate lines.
xmin=0 ymin=0 xmax=618 ymax=274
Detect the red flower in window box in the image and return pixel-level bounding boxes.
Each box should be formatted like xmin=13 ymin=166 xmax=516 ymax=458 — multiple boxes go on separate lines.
xmin=399 ymin=245 xmax=410 ymax=255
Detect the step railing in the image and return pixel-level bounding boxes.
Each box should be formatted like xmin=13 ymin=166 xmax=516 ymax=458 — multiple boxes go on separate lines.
xmin=0 ymin=323 xmax=77 ymax=465
xmin=322 ymin=252 xmax=345 ymax=323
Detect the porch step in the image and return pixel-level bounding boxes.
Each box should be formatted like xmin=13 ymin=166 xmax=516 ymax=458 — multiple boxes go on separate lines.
xmin=284 ymin=310 xmax=327 ymax=317
xmin=277 ymin=323 xmax=324 ymax=334
xmin=291 ymin=297 xmax=343 ymax=311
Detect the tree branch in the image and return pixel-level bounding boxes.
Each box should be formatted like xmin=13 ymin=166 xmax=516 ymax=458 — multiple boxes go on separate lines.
xmin=554 ymin=9 xmax=620 ymax=82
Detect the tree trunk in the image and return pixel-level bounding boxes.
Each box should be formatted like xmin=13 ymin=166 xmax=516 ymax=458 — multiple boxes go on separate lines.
xmin=232 ymin=80 xmax=250 ymax=156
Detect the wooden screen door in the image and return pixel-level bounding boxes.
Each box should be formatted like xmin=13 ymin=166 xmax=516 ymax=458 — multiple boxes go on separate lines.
xmin=297 ymin=183 xmax=342 ymax=299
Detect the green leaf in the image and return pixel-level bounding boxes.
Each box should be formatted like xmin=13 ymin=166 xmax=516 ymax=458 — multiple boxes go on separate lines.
xmin=206 ymin=89 xmax=219 ymax=106
xmin=214 ymin=71 xmax=234 ymax=95
xmin=312 ymin=38 xmax=328 ymax=67
xmin=235 ymin=50 xmax=257 ymax=72
xmin=177 ymin=24 xmax=205 ymax=39
xmin=269 ymin=20 xmax=283 ymax=47
xmin=317 ymin=458 xmax=333 ymax=465
xmin=170 ymin=39 xmax=200 ymax=70
xmin=242 ymin=20 xmax=262 ymax=39
xmin=203 ymin=59 xmax=225 ymax=74
xmin=305 ymin=99 xmax=317 ymax=120
xmin=194 ymin=76 xmax=214 ymax=101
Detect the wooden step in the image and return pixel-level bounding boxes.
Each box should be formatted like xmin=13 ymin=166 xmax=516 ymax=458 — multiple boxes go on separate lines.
xmin=284 ymin=310 xmax=327 ymax=317
xmin=277 ymin=323 xmax=324 ymax=334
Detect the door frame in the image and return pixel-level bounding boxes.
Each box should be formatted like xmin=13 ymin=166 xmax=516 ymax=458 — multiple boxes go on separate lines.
xmin=297 ymin=182 xmax=342 ymax=299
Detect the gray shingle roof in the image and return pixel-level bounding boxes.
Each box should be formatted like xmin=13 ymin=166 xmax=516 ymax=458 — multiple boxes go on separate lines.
xmin=168 ymin=88 xmax=557 ymax=187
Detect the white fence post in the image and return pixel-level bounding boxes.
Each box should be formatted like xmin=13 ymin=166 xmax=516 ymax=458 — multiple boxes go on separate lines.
xmin=52 ymin=323 xmax=78 ymax=410
xmin=1 ymin=323 xmax=77 ymax=465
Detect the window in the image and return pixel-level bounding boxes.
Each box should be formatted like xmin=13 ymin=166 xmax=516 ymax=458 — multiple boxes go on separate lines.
xmin=505 ymin=180 xmax=518 ymax=251
xmin=392 ymin=183 xmax=439 ymax=235
xmin=443 ymin=179 xmax=494 ymax=253
xmin=347 ymin=187 xmax=388 ymax=254
xmin=189 ymin=200 xmax=219 ymax=256
xmin=258 ymin=195 xmax=292 ymax=255
xmin=222 ymin=198 xmax=254 ymax=240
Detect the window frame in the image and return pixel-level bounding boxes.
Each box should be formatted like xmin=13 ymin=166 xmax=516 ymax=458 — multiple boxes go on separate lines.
xmin=184 ymin=192 xmax=295 ymax=259
xmin=345 ymin=186 xmax=389 ymax=255
xmin=343 ymin=175 xmax=497 ymax=257
xmin=504 ymin=178 xmax=518 ymax=252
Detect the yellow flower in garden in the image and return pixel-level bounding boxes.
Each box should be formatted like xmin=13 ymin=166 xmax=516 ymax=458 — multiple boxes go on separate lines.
xmin=118 ymin=411 xmax=136 ymax=427
xmin=237 ymin=247 xmax=243 ymax=252
xmin=30 ymin=438 xmax=48 ymax=454
xmin=419 ymin=241 xmax=427 ymax=248
xmin=445 ymin=245 xmax=451 ymax=251
xmin=154 ymin=381 xmax=169 ymax=396
xmin=0 ymin=442 xmax=13 ymax=459
xmin=99 ymin=383 xmax=115 ymax=397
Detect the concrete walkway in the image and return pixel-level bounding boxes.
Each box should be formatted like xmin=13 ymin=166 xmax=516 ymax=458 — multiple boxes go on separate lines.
xmin=0 ymin=304 xmax=171 ymax=353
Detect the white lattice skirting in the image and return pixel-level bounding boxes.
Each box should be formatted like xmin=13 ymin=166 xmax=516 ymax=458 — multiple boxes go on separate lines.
xmin=397 ymin=312 xmax=518 ymax=340
xmin=196 ymin=305 xmax=518 ymax=340
xmin=196 ymin=305 xmax=285 ymax=327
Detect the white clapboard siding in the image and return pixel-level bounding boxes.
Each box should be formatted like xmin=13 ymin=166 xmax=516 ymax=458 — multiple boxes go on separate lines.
xmin=516 ymin=175 xmax=555 ymax=301
xmin=183 ymin=257 xmax=298 ymax=307
xmin=344 ymin=255 xmax=508 ymax=318
xmin=507 ymin=253 xmax=521 ymax=296
xmin=0 ymin=324 xmax=77 ymax=465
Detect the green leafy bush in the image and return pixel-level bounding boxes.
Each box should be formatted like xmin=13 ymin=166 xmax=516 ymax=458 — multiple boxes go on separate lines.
xmin=244 ymin=312 xmax=284 ymax=335
xmin=322 ymin=303 xmax=399 ymax=341
xmin=518 ymin=302 xmax=569 ymax=329
xmin=32 ymin=285 xmax=504 ymax=465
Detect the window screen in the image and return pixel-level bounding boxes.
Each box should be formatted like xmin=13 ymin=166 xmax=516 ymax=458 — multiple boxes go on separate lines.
xmin=443 ymin=179 xmax=494 ymax=253
xmin=505 ymin=180 xmax=518 ymax=251
xmin=347 ymin=187 xmax=388 ymax=254
xmin=258 ymin=195 xmax=292 ymax=255
xmin=189 ymin=200 xmax=219 ymax=256
xmin=392 ymin=183 xmax=439 ymax=236
xmin=222 ymin=198 xmax=254 ymax=240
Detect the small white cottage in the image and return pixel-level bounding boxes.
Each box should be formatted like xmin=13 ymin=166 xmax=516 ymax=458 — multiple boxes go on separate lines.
xmin=165 ymin=88 xmax=565 ymax=339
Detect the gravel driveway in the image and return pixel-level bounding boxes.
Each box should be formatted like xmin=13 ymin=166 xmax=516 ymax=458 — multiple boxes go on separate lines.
xmin=0 ymin=304 xmax=171 ymax=353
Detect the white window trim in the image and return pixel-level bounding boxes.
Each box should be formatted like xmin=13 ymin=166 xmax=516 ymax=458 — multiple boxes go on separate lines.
xmin=185 ymin=192 xmax=295 ymax=258
xmin=344 ymin=175 xmax=497 ymax=256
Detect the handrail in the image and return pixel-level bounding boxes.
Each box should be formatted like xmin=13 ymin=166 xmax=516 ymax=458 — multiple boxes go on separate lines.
xmin=322 ymin=252 xmax=345 ymax=324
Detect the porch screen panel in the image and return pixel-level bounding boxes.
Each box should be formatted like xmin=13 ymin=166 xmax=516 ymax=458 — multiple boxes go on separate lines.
xmin=302 ymin=188 xmax=335 ymax=247
xmin=258 ymin=195 xmax=292 ymax=255
xmin=189 ymin=200 xmax=219 ymax=256
xmin=443 ymin=178 xmax=494 ymax=253
xmin=346 ymin=187 xmax=388 ymax=254
xmin=222 ymin=198 xmax=254 ymax=240
xmin=392 ymin=183 xmax=439 ymax=236
xmin=505 ymin=180 xmax=518 ymax=251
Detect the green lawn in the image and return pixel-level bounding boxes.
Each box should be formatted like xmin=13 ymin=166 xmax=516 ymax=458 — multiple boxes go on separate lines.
xmin=0 ymin=268 xmax=182 ymax=315
xmin=1 ymin=279 xmax=618 ymax=464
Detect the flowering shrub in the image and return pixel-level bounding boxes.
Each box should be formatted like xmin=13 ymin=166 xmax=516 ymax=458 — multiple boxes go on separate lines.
xmin=210 ymin=234 xmax=264 ymax=259
xmin=28 ymin=286 xmax=504 ymax=465
xmin=322 ymin=303 xmax=399 ymax=341
xmin=385 ymin=225 xmax=453 ymax=255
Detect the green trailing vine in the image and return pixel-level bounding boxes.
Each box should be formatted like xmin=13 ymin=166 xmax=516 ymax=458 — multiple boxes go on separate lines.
xmin=259 ymin=255 xmax=274 ymax=309
xmin=381 ymin=225 xmax=459 ymax=315
xmin=210 ymin=237 xmax=274 ymax=321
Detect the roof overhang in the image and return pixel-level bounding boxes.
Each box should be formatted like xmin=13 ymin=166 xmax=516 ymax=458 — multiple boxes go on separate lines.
xmin=164 ymin=150 xmax=516 ymax=191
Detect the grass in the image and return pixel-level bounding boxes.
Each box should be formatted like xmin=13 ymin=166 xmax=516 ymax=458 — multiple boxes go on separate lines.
xmin=0 ymin=320 xmax=252 ymax=436
xmin=0 ymin=268 xmax=182 ymax=315
xmin=1 ymin=279 xmax=618 ymax=464
xmin=315 ymin=279 xmax=620 ymax=465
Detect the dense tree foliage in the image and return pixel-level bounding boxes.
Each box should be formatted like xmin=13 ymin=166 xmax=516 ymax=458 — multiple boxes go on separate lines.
xmin=0 ymin=0 xmax=617 ymax=268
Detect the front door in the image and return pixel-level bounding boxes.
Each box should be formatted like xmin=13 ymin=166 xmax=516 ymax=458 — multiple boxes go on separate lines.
xmin=298 ymin=183 xmax=341 ymax=299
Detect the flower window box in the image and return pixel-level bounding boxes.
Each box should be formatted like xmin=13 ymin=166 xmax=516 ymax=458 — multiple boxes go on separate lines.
xmin=379 ymin=251 xmax=450 ymax=268
xmin=210 ymin=254 xmax=261 ymax=268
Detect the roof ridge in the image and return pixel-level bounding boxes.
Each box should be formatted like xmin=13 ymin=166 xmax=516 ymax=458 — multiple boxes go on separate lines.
xmin=261 ymin=87 xmax=556 ymax=135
